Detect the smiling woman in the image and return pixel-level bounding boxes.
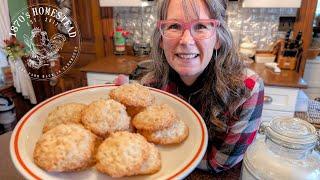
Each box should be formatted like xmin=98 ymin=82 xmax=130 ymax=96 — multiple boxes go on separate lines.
xmin=138 ymin=0 xmax=265 ymax=173
xmin=158 ymin=0 xmax=219 ymax=85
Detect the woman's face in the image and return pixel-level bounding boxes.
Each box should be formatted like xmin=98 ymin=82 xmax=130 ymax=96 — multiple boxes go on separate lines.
xmin=161 ymin=0 xmax=218 ymax=84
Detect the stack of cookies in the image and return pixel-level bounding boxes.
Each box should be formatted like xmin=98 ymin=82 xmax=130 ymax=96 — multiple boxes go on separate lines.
xmin=109 ymin=83 xmax=155 ymax=117
xmin=96 ymin=131 xmax=161 ymax=177
xmin=133 ymin=104 xmax=189 ymax=144
xmin=33 ymin=83 xmax=188 ymax=178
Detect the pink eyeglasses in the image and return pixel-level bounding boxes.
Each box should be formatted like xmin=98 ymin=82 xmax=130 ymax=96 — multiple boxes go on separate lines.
xmin=157 ymin=19 xmax=220 ymax=40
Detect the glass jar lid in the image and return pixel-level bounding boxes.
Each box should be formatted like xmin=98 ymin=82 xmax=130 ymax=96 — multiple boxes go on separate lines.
xmin=266 ymin=117 xmax=318 ymax=150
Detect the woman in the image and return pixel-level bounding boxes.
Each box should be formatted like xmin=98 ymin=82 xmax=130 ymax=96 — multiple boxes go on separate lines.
xmin=116 ymin=0 xmax=264 ymax=173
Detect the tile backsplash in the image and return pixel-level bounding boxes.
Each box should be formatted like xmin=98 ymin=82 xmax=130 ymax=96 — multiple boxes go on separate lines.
xmin=113 ymin=1 xmax=297 ymax=50
xmin=113 ymin=6 xmax=157 ymax=45
xmin=227 ymin=2 xmax=297 ymax=50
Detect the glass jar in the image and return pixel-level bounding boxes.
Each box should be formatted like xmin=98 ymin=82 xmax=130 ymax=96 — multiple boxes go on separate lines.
xmin=241 ymin=117 xmax=320 ymax=180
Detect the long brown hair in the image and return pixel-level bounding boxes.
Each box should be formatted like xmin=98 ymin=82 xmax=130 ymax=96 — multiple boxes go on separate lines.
xmin=142 ymin=0 xmax=249 ymax=120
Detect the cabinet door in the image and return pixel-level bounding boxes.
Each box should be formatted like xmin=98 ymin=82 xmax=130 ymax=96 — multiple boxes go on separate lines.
xmin=44 ymin=0 xmax=105 ymax=66
xmin=56 ymin=0 xmax=105 ymax=92
xmin=67 ymin=0 xmax=105 ymax=65
xmin=27 ymin=0 xmax=105 ymax=102
xmin=263 ymin=86 xmax=299 ymax=112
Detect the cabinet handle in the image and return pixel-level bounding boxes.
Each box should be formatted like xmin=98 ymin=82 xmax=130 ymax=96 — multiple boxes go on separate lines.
xmin=264 ymin=96 xmax=273 ymax=104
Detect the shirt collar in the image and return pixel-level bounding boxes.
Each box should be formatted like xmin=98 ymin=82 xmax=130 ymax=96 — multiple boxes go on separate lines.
xmin=169 ymin=68 xmax=205 ymax=98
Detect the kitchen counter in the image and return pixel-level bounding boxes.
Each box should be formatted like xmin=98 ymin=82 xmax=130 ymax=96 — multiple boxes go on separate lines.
xmin=81 ymin=55 xmax=307 ymax=89
xmin=0 ymin=131 xmax=242 ymax=179
xmin=80 ymin=55 xmax=150 ymax=75
xmin=248 ymin=63 xmax=307 ymax=89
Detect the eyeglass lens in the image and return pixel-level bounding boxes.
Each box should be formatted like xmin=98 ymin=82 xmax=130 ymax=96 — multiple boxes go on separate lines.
xmin=160 ymin=21 xmax=216 ymax=39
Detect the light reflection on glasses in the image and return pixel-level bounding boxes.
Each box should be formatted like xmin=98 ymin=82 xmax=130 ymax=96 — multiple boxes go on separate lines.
xmin=157 ymin=19 xmax=220 ymax=40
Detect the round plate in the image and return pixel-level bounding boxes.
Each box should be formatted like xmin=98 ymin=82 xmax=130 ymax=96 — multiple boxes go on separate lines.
xmin=10 ymin=84 xmax=208 ymax=180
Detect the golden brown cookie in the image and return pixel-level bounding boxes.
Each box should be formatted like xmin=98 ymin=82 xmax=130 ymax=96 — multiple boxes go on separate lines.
xmin=81 ymin=99 xmax=131 ymax=137
xmin=33 ymin=124 xmax=98 ymax=172
xmin=138 ymin=119 xmax=189 ymax=145
xmin=137 ymin=142 xmax=161 ymax=175
xmin=43 ymin=103 xmax=86 ymax=133
xmin=132 ymin=104 xmax=177 ymax=131
xmin=95 ymin=131 xmax=148 ymax=177
xmin=109 ymin=83 xmax=155 ymax=117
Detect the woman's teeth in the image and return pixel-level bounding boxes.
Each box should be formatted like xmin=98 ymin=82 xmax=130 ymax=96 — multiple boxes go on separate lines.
xmin=176 ymin=54 xmax=199 ymax=59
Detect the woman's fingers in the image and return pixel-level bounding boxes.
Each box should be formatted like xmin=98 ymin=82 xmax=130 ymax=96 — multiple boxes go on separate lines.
xmin=113 ymin=74 xmax=129 ymax=85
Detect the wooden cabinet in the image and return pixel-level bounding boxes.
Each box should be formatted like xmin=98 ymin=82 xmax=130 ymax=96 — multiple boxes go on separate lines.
xmin=27 ymin=0 xmax=105 ymax=102
xmin=55 ymin=0 xmax=105 ymax=93
xmin=293 ymin=0 xmax=318 ymax=76
xmin=66 ymin=0 xmax=105 ymax=63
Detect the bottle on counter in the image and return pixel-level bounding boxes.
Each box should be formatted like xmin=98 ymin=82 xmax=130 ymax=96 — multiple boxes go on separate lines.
xmin=112 ymin=14 xmax=130 ymax=55
xmin=241 ymin=117 xmax=320 ymax=180
xmin=294 ymin=31 xmax=303 ymax=49
xmin=284 ymin=29 xmax=292 ymax=49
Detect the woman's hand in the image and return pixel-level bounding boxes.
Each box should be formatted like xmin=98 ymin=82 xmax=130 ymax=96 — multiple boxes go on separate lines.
xmin=113 ymin=74 xmax=130 ymax=85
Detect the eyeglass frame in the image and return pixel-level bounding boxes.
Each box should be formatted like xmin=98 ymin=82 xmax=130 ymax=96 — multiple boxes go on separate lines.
xmin=157 ymin=19 xmax=220 ymax=40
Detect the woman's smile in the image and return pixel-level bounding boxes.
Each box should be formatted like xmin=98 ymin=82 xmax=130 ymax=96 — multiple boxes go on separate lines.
xmin=175 ymin=53 xmax=200 ymax=59
xmin=174 ymin=52 xmax=200 ymax=66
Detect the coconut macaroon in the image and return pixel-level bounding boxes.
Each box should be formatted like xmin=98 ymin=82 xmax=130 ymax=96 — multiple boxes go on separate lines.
xmin=138 ymin=119 xmax=189 ymax=145
xmin=109 ymin=83 xmax=155 ymax=117
xmin=132 ymin=104 xmax=177 ymax=131
xmin=42 ymin=103 xmax=86 ymax=133
xmin=95 ymin=131 xmax=150 ymax=177
xmin=81 ymin=99 xmax=131 ymax=137
xmin=138 ymin=142 xmax=161 ymax=175
xmin=33 ymin=124 xmax=99 ymax=172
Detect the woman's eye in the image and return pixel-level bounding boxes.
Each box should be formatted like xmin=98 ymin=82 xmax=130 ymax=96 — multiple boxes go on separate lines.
xmin=194 ymin=23 xmax=208 ymax=30
xmin=167 ymin=23 xmax=181 ymax=30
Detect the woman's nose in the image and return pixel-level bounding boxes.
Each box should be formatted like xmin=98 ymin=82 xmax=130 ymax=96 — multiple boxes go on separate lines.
xmin=179 ymin=30 xmax=195 ymax=45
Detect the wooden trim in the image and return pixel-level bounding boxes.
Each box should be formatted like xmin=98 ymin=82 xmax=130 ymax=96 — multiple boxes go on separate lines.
xmin=294 ymin=0 xmax=318 ymax=76
xmin=101 ymin=7 xmax=114 ymax=57
xmin=91 ymin=0 xmax=105 ymax=58
xmin=71 ymin=0 xmax=78 ymax=26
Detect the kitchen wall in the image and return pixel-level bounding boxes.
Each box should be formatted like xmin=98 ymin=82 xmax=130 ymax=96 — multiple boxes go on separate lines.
xmin=114 ymin=1 xmax=297 ymax=50
xmin=227 ymin=2 xmax=297 ymax=49
xmin=113 ymin=6 xmax=157 ymax=46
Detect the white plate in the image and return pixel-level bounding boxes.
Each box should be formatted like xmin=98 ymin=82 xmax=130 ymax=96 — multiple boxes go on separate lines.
xmin=10 ymin=84 xmax=208 ymax=180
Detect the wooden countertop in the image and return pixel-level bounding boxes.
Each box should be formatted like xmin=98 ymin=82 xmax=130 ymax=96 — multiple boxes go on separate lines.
xmin=80 ymin=55 xmax=150 ymax=75
xmin=248 ymin=63 xmax=308 ymax=89
xmin=81 ymin=55 xmax=307 ymax=89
